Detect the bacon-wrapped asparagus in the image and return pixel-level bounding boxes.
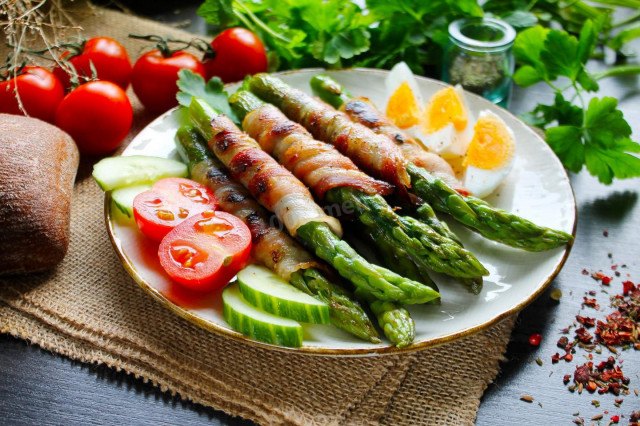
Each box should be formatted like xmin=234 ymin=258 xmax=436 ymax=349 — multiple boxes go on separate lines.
xmin=176 ymin=125 xmax=380 ymax=342
xmin=229 ymin=90 xmax=487 ymax=280
xmin=188 ymin=98 xmax=439 ymax=305
xmin=249 ymin=73 xmax=573 ymax=252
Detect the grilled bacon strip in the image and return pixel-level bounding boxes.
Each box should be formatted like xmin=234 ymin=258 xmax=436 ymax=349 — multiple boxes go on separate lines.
xmin=206 ymin=114 xmax=342 ymax=238
xmin=242 ymin=103 xmax=393 ymax=199
xmin=248 ymin=73 xmax=411 ymax=191
xmin=340 ymin=96 xmax=464 ymax=192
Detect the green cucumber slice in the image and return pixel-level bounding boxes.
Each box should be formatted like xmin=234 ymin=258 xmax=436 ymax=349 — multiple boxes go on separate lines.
xmin=222 ymin=283 xmax=303 ymax=347
xmin=111 ymin=184 xmax=152 ymax=218
xmin=237 ymin=265 xmax=330 ymax=324
xmin=92 ymin=155 xmax=187 ymax=191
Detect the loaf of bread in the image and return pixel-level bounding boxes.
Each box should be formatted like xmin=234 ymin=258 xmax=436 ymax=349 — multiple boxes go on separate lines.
xmin=0 ymin=114 xmax=79 ymax=275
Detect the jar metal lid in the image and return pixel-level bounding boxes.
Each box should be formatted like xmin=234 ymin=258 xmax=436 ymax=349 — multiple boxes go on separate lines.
xmin=448 ymin=18 xmax=516 ymax=53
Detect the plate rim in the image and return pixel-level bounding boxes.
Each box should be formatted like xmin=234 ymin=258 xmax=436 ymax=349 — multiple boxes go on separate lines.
xmin=105 ymin=67 xmax=577 ymax=357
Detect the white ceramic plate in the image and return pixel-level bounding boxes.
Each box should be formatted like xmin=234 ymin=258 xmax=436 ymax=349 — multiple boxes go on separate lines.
xmin=106 ymin=68 xmax=576 ymax=356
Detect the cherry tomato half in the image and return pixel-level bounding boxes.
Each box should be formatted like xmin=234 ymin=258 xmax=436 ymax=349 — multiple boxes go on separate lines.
xmin=0 ymin=67 xmax=64 ymax=123
xmin=54 ymin=81 xmax=132 ymax=156
xmin=133 ymin=178 xmax=218 ymax=243
xmin=131 ymin=49 xmax=205 ymax=114
xmin=159 ymin=210 xmax=252 ymax=292
xmin=53 ymin=37 xmax=132 ymax=91
xmin=204 ymin=28 xmax=268 ymax=83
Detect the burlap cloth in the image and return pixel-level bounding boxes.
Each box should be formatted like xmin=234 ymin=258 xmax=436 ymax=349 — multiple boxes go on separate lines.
xmin=0 ymin=5 xmax=517 ymax=425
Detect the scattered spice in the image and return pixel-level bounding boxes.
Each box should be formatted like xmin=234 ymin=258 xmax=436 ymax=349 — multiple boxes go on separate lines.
xmin=592 ymin=413 xmax=603 ymax=421
xmin=610 ymin=414 xmax=620 ymax=423
xmin=529 ymin=333 xmax=542 ymax=346
xmin=535 ymin=357 xmax=543 ymax=366
xmin=577 ymin=316 xmax=596 ymax=328
xmin=603 ymin=230 xmax=609 ymax=237
xmin=551 ymin=288 xmax=563 ymax=301
xmin=520 ymin=395 xmax=534 ymax=402
xmin=592 ymin=400 xmax=600 ymax=407
xmin=583 ymin=297 xmax=600 ymax=310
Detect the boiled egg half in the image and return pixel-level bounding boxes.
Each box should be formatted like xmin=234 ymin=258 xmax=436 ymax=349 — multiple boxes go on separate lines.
xmin=462 ymin=110 xmax=515 ymax=198
xmin=384 ymin=62 xmax=474 ymax=157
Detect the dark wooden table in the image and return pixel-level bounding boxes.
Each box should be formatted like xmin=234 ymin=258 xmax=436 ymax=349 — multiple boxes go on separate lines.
xmin=2 ymin=7 xmax=639 ymax=425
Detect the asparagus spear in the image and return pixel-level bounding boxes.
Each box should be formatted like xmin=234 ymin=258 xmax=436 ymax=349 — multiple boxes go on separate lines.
xmin=229 ymin=90 xmax=488 ymax=279
xmin=308 ymin=73 xmax=574 ymax=252
xmin=355 ymin=289 xmax=415 ymax=349
xmin=176 ymin=125 xmax=381 ymax=342
xmin=189 ymin=97 xmax=439 ymax=305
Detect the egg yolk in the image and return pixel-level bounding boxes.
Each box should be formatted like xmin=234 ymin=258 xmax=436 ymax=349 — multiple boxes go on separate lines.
xmin=422 ymin=87 xmax=468 ymax=134
xmin=386 ymin=82 xmax=420 ymax=129
xmin=464 ymin=114 xmax=514 ymax=170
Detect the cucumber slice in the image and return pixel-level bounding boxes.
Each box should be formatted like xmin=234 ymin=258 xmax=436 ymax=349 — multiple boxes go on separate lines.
xmin=223 ymin=283 xmax=303 ymax=347
xmin=237 ymin=265 xmax=330 ymax=324
xmin=111 ymin=184 xmax=152 ymax=218
xmin=92 ymin=155 xmax=187 ymax=191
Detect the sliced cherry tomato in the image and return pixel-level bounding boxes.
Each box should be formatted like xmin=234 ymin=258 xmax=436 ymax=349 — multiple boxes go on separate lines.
xmin=133 ymin=178 xmax=218 ymax=242
xmin=0 ymin=67 xmax=64 ymax=123
xmin=54 ymin=81 xmax=132 ymax=156
xmin=53 ymin=37 xmax=132 ymax=91
xmin=159 ymin=210 xmax=252 ymax=291
xmin=131 ymin=49 xmax=205 ymax=113
xmin=204 ymin=28 xmax=268 ymax=83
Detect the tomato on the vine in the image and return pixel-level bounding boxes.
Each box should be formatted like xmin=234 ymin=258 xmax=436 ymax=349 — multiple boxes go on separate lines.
xmin=54 ymin=81 xmax=132 ymax=156
xmin=159 ymin=210 xmax=252 ymax=292
xmin=131 ymin=50 xmax=205 ymax=114
xmin=204 ymin=28 xmax=268 ymax=83
xmin=133 ymin=177 xmax=218 ymax=243
xmin=0 ymin=67 xmax=64 ymax=123
xmin=53 ymin=37 xmax=132 ymax=91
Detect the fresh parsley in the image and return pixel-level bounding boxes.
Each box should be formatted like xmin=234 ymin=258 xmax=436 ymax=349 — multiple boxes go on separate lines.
xmin=176 ymin=69 xmax=239 ymax=124
xmin=514 ymin=21 xmax=640 ymax=184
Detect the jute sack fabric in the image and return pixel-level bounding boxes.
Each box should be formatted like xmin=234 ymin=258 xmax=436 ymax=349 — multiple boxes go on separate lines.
xmin=0 ymin=4 xmax=517 ymax=424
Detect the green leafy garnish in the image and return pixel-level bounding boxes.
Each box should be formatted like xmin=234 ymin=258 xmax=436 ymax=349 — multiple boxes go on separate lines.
xmin=514 ymin=21 xmax=640 ymax=184
xmin=176 ymin=69 xmax=239 ymax=124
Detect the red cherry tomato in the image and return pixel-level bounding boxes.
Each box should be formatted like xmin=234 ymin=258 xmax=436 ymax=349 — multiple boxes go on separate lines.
xmin=53 ymin=37 xmax=132 ymax=91
xmin=159 ymin=210 xmax=252 ymax=291
xmin=131 ymin=49 xmax=205 ymax=114
xmin=54 ymin=81 xmax=132 ymax=156
xmin=204 ymin=28 xmax=268 ymax=83
xmin=133 ymin=178 xmax=218 ymax=242
xmin=0 ymin=67 xmax=64 ymax=123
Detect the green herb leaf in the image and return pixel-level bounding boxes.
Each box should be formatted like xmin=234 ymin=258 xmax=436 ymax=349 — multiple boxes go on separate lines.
xmin=608 ymin=23 xmax=640 ymax=50
xmin=546 ymin=126 xmax=585 ymax=173
xmin=584 ymin=97 xmax=631 ymax=146
xmin=501 ymin=11 xmax=538 ymax=30
xmin=197 ymin=0 xmax=237 ymax=27
xmin=541 ymin=30 xmax=581 ymax=81
xmin=176 ymin=69 xmax=239 ymax=124
xmin=584 ymin=143 xmax=640 ymax=184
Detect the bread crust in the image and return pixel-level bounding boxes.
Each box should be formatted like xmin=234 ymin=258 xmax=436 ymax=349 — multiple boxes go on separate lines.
xmin=0 ymin=114 xmax=80 ymax=275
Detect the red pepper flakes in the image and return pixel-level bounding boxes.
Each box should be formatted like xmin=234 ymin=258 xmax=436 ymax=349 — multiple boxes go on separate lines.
xmin=582 ymin=297 xmax=600 ymax=309
xmin=582 ymin=269 xmax=590 ymax=275
xmin=567 ymin=359 xmax=630 ymax=395
xmin=612 ymin=265 xmax=618 ymax=271
xmin=575 ymin=327 xmax=594 ymax=343
xmin=622 ymin=280 xmax=636 ymax=296
xmin=576 ymin=315 xmax=596 ymax=328
xmin=591 ymin=271 xmax=613 ymax=285
xmin=611 ymin=414 xmax=620 ymax=423
xmin=630 ymin=410 xmax=639 ymax=425
xmin=529 ymin=333 xmax=542 ymax=346
xmin=564 ymin=374 xmax=571 ymax=384
xmin=603 ymin=230 xmax=609 ymax=237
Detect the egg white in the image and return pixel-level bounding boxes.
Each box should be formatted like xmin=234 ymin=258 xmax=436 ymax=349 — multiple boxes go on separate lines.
xmin=462 ymin=110 xmax=515 ymax=198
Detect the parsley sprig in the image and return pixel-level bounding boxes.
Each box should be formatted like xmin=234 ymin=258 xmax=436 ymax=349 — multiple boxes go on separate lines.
xmin=514 ymin=20 xmax=640 ymax=184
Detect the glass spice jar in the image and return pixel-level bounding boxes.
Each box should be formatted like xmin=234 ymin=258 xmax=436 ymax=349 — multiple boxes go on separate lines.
xmin=442 ymin=17 xmax=516 ymax=107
